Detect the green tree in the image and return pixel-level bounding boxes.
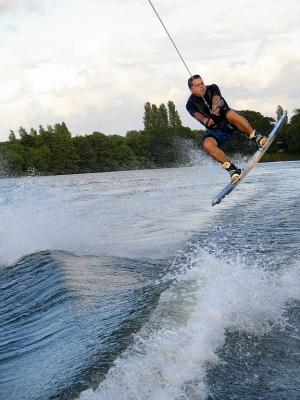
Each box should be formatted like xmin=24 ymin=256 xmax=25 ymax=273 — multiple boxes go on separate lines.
xmin=149 ymin=127 xmax=178 ymax=166
xmin=125 ymin=130 xmax=152 ymax=167
xmin=109 ymin=136 xmax=137 ymax=169
xmin=290 ymin=108 xmax=300 ymax=125
xmin=27 ymin=145 xmax=52 ymax=173
xmin=50 ymin=122 xmax=79 ymax=174
xmin=9 ymin=131 xmax=16 ymax=142
xmin=276 ymin=105 xmax=284 ymax=121
xmin=284 ymin=109 xmax=300 ymax=154
xmin=73 ymin=135 xmax=97 ymax=172
xmin=85 ymin=132 xmax=137 ymax=172
xmin=19 ymin=126 xmax=36 ymax=147
xmin=2 ymin=143 xmax=26 ymax=174
xmin=158 ymin=104 xmax=169 ymax=128
xmin=238 ymin=110 xmax=275 ymax=135
xmin=168 ymin=100 xmax=182 ymax=128
xmin=151 ymin=104 xmax=159 ymax=130
xmin=31 ymin=122 xmax=79 ymax=174
xmin=143 ymin=102 xmax=153 ymax=131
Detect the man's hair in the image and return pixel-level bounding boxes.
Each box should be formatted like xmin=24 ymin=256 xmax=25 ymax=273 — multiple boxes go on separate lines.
xmin=188 ymin=74 xmax=201 ymax=89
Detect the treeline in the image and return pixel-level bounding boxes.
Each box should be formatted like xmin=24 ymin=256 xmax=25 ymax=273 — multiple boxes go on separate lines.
xmin=0 ymin=102 xmax=299 ymax=176
xmin=0 ymin=101 xmax=201 ymax=176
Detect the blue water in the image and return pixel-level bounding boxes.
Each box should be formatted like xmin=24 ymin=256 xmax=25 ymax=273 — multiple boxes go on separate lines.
xmin=0 ymin=161 xmax=299 ymax=400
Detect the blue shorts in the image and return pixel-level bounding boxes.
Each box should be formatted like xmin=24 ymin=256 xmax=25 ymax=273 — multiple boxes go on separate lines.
xmin=203 ymin=120 xmax=235 ymax=146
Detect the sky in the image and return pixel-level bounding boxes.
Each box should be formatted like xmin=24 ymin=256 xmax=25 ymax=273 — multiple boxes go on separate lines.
xmin=0 ymin=0 xmax=299 ymax=140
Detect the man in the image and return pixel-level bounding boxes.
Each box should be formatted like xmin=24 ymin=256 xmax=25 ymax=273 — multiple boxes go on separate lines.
xmin=186 ymin=75 xmax=268 ymax=182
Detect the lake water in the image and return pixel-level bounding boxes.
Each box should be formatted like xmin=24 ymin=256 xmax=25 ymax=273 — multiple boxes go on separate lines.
xmin=0 ymin=161 xmax=299 ymax=400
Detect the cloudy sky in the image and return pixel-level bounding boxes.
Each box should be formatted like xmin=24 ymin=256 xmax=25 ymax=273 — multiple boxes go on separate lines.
xmin=0 ymin=0 xmax=299 ymax=140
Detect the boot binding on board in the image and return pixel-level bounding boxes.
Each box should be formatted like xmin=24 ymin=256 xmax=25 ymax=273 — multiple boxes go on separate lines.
xmin=222 ymin=161 xmax=242 ymax=184
xmin=249 ymin=130 xmax=268 ymax=149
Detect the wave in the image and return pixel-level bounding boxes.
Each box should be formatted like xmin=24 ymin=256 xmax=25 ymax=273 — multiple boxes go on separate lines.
xmin=0 ymin=251 xmax=166 ymax=400
xmin=79 ymin=247 xmax=300 ymax=400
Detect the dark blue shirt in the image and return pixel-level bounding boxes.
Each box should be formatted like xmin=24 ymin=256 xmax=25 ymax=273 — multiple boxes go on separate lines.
xmin=186 ymin=84 xmax=229 ymax=120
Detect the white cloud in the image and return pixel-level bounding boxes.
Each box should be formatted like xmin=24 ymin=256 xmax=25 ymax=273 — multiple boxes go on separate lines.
xmin=0 ymin=0 xmax=299 ymax=139
xmin=0 ymin=0 xmax=43 ymax=14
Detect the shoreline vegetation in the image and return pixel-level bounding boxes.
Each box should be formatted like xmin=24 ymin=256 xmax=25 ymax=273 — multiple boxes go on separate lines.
xmin=262 ymin=153 xmax=300 ymax=162
xmin=0 ymin=102 xmax=299 ymax=177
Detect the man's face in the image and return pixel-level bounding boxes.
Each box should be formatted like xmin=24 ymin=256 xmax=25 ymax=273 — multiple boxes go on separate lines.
xmin=190 ymin=78 xmax=206 ymax=97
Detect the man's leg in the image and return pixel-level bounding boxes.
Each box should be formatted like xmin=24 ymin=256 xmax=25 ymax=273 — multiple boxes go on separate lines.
xmin=203 ymin=136 xmax=242 ymax=182
xmin=225 ymin=110 xmax=253 ymax=135
xmin=225 ymin=110 xmax=268 ymax=147
xmin=203 ymin=136 xmax=228 ymax=164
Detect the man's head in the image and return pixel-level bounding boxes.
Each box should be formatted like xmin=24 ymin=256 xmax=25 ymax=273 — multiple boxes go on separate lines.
xmin=188 ymin=75 xmax=206 ymax=97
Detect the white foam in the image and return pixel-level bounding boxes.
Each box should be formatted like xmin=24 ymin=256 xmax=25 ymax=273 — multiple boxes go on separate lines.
xmin=0 ymin=165 xmax=233 ymax=265
xmin=78 ymin=248 xmax=300 ymax=400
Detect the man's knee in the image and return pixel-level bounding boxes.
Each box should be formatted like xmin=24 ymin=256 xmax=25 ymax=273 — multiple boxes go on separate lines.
xmin=225 ymin=109 xmax=239 ymax=124
xmin=203 ymin=137 xmax=218 ymax=152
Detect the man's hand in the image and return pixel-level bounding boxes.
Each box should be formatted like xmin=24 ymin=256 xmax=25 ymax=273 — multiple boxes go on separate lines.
xmin=205 ymin=117 xmax=215 ymax=127
xmin=194 ymin=111 xmax=218 ymax=129
xmin=205 ymin=116 xmax=218 ymax=129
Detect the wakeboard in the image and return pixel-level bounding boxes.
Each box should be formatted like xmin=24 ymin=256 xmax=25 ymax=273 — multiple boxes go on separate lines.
xmin=211 ymin=110 xmax=288 ymax=206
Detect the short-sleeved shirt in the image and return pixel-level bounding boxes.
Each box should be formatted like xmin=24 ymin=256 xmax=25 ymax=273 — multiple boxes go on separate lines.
xmin=186 ymin=84 xmax=229 ymax=127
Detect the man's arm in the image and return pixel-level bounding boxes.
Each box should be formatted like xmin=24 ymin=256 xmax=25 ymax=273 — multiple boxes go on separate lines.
xmin=211 ymin=95 xmax=221 ymax=115
xmin=209 ymin=84 xmax=223 ymax=115
xmin=194 ymin=112 xmax=215 ymax=127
